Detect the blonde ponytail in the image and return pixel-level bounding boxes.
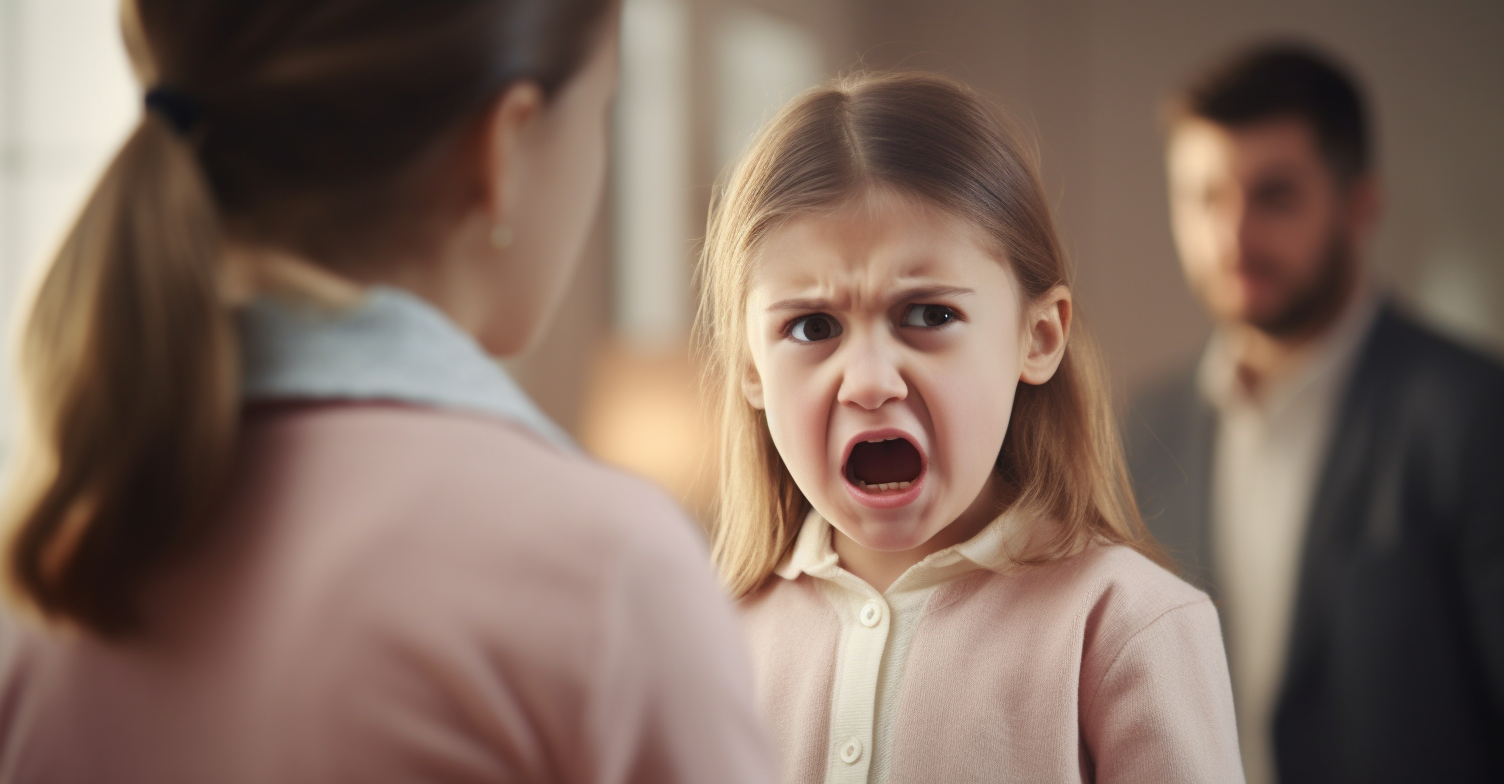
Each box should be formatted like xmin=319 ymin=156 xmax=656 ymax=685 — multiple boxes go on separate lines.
xmin=2 ymin=113 xmax=237 ymax=636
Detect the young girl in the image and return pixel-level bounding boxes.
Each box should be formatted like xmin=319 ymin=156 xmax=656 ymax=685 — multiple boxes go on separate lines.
xmin=698 ymin=72 xmax=1243 ymax=783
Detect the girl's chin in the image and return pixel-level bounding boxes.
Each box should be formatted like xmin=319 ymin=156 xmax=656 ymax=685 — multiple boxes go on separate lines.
xmin=840 ymin=518 xmax=942 ymax=554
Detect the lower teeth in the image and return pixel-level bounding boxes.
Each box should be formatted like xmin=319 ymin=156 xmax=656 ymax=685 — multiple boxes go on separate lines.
xmin=856 ymin=480 xmax=912 ymax=492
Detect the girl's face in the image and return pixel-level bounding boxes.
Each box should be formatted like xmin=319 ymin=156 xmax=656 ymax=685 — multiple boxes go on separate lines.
xmin=743 ymin=189 xmax=1058 ymax=562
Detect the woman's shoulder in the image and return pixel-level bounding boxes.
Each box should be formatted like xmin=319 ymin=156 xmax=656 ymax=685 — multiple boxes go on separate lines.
xmin=232 ymin=403 xmax=713 ymax=619
xmin=227 ymin=401 xmax=722 ymax=688
xmin=242 ymin=402 xmax=691 ymax=541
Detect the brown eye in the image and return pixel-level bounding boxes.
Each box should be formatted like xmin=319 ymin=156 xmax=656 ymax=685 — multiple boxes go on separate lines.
xmin=901 ymin=304 xmax=957 ymax=328
xmin=789 ymin=314 xmax=842 ymax=342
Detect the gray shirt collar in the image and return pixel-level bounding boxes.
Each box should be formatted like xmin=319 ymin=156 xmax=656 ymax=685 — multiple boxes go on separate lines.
xmin=237 ymin=285 xmax=575 ymax=452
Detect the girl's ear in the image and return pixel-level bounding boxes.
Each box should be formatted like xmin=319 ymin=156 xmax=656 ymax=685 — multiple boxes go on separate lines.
xmin=741 ymin=362 xmax=766 ymax=410
xmin=1020 ymin=285 xmax=1072 ymax=386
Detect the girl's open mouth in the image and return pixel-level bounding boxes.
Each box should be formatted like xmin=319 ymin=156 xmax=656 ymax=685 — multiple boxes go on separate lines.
xmin=843 ymin=431 xmax=926 ymax=509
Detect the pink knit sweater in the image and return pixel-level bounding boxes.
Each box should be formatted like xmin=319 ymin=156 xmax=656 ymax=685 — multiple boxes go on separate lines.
xmin=741 ymin=532 xmax=1244 ymax=783
xmin=0 ymin=405 xmax=775 ymax=784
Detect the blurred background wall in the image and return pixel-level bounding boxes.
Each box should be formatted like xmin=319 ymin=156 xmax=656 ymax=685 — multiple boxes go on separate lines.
xmin=2 ymin=0 xmax=1500 ymax=515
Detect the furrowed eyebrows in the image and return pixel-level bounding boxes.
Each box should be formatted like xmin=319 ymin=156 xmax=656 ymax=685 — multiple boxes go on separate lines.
xmin=763 ymin=284 xmax=976 ymax=314
xmin=764 ymin=297 xmax=836 ymax=313
xmin=886 ymin=284 xmax=976 ymax=305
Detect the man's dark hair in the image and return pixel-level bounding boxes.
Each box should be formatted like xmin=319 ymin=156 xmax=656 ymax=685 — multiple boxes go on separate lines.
xmin=1172 ymin=42 xmax=1372 ymax=184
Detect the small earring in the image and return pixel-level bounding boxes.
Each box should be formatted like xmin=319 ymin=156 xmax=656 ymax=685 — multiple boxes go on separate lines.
xmin=490 ymin=224 xmax=514 ymax=250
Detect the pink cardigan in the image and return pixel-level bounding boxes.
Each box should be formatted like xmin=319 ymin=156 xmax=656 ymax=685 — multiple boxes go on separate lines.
xmin=0 ymin=405 xmax=774 ymax=784
xmin=741 ymin=539 xmax=1244 ymax=783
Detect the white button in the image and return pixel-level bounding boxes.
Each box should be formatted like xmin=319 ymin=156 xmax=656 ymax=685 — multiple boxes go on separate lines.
xmin=859 ymin=600 xmax=882 ymax=628
xmin=839 ymin=737 xmax=863 ymax=764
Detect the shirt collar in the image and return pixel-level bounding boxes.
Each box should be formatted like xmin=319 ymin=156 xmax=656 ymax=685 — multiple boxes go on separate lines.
xmin=775 ymin=504 xmax=1036 ymax=594
xmin=237 ymin=285 xmax=575 ymax=452
xmin=1198 ymin=286 xmax=1381 ymax=420
xmin=775 ymin=509 xmax=840 ymax=581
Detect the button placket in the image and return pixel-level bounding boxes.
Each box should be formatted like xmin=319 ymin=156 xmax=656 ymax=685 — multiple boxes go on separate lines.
xmin=817 ymin=577 xmax=889 ymax=783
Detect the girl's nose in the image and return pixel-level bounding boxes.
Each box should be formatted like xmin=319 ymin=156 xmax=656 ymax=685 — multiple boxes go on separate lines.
xmin=835 ymin=339 xmax=908 ymax=411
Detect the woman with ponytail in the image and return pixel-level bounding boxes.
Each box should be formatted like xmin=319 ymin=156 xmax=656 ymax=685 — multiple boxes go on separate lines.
xmin=0 ymin=2 xmax=773 ymax=782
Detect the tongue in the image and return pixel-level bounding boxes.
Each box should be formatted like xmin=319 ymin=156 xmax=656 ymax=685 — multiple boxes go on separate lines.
xmin=848 ymin=439 xmax=922 ymax=484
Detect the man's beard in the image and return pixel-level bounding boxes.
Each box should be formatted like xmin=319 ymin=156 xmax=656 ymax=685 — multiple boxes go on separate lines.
xmin=1247 ymin=229 xmax=1357 ymax=340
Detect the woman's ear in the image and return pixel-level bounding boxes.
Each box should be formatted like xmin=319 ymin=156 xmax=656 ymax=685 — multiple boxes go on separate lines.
xmin=741 ymin=362 xmax=765 ymax=410
xmin=480 ymin=79 xmax=546 ymax=228
xmin=1019 ymin=285 xmax=1072 ymax=386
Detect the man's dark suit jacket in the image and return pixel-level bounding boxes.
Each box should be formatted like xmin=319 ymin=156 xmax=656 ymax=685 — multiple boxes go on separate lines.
xmin=1125 ymin=303 xmax=1504 ymax=783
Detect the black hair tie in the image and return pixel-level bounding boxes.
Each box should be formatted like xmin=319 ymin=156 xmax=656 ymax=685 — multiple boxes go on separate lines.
xmin=144 ymin=86 xmax=203 ymax=136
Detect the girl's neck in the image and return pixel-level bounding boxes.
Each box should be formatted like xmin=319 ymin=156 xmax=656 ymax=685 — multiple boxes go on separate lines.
xmin=832 ymin=474 xmax=1007 ymax=593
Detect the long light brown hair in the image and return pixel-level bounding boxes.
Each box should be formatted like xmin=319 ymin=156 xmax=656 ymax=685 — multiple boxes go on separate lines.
xmin=1 ymin=0 xmax=612 ymax=637
xmin=697 ymin=72 xmax=1164 ymax=598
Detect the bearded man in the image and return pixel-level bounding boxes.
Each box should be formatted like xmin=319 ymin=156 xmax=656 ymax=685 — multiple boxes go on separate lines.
xmin=1126 ymin=43 xmax=1504 ymax=784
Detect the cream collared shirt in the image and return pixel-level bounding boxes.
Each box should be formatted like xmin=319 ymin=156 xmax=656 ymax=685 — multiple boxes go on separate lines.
xmin=774 ymin=507 xmax=1032 ymax=784
xmin=1200 ymin=291 xmax=1379 ymax=784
